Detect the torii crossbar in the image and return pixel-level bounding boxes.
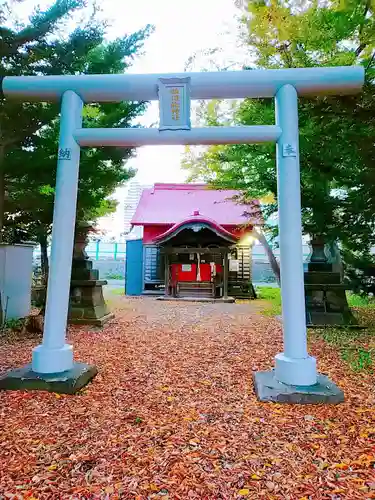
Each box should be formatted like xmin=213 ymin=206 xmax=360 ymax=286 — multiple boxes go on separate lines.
xmin=0 ymin=66 xmax=364 ymax=401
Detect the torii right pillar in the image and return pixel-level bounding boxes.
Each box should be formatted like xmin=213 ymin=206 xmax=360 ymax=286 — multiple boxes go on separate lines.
xmin=253 ymin=84 xmax=344 ymax=404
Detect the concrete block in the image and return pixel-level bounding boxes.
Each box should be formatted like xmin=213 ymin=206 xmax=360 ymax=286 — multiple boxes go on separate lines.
xmin=0 ymin=362 xmax=98 ymax=394
xmin=253 ymin=370 xmax=344 ymax=404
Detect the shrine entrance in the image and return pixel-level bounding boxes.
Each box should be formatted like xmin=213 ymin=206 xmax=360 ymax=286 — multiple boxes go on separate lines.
xmin=154 ymin=217 xmax=255 ymax=301
xmin=161 ymin=222 xmax=232 ymax=301
xmin=0 ymin=65 xmax=364 ymax=401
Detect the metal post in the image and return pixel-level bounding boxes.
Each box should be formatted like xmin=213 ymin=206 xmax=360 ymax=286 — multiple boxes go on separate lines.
xmin=95 ymin=240 xmax=100 ymax=260
xmin=223 ymin=253 xmax=229 ymax=299
xmin=274 ymin=84 xmax=317 ymax=386
xmin=32 ymin=91 xmax=83 ymax=374
xmin=114 ymin=242 xmax=118 ymax=260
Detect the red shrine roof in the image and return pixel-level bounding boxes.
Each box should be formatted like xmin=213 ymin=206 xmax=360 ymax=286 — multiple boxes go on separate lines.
xmin=131 ymin=183 xmax=261 ymax=226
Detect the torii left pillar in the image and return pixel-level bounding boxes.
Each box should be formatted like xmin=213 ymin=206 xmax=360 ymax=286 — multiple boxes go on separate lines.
xmin=0 ymin=91 xmax=97 ymax=394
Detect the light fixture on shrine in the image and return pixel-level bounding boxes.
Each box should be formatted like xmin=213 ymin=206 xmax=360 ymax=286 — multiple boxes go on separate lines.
xmin=240 ymin=233 xmax=257 ymax=246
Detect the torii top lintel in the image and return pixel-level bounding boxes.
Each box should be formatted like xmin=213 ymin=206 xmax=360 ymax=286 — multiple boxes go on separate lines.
xmin=0 ymin=66 xmax=364 ymax=103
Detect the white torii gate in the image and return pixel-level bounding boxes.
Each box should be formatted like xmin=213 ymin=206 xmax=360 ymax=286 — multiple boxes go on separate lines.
xmin=0 ymin=66 xmax=364 ymax=400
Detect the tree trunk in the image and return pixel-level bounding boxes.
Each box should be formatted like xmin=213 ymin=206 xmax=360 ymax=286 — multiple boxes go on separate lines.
xmin=0 ymin=146 xmax=5 ymax=243
xmin=38 ymin=232 xmax=49 ymax=287
xmin=37 ymin=233 xmax=49 ymax=316
xmin=252 ymin=228 xmax=281 ymax=286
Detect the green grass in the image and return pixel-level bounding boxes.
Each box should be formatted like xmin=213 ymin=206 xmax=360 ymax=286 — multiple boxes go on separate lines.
xmin=256 ymin=286 xmax=281 ymax=316
xmin=315 ymin=326 xmax=374 ymax=373
xmin=347 ymin=292 xmax=375 ymax=308
xmin=109 ymin=288 xmax=125 ymax=296
xmin=256 ymin=286 xmax=375 ymax=373
xmin=256 ymin=286 xmax=281 ymax=303
xmin=105 ymin=273 xmax=124 ymax=280
xmin=341 ymin=347 xmax=373 ymax=372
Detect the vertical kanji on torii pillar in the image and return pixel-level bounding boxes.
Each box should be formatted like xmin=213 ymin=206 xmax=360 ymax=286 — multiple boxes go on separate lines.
xmin=0 ymin=66 xmax=364 ymax=400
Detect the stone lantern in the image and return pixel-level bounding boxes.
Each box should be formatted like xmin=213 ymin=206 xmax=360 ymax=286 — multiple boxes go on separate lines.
xmin=304 ymin=235 xmax=357 ymax=326
xmin=68 ymin=222 xmax=114 ymax=326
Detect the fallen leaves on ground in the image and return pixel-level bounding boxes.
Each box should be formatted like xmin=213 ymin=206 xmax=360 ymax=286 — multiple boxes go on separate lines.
xmin=1 ymin=298 xmax=375 ymax=499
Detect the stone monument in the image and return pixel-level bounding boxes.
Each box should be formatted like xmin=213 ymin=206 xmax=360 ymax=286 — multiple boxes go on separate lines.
xmin=304 ymin=236 xmax=357 ymax=327
xmin=68 ymin=222 xmax=114 ymax=326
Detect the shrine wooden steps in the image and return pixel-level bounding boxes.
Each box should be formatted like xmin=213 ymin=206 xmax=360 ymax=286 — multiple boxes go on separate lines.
xmin=177 ymin=281 xmax=214 ymax=299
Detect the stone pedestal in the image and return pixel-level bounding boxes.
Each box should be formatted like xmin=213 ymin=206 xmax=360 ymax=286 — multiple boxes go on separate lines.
xmin=304 ymin=238 xmax=357 ymax=327
xmin=0 ymin=362 xmax=97 ymax=395
xmin=253 ymin=370 xmax=344 ymax=404
xmin=68 ymin=223 xmax=114 ymax=326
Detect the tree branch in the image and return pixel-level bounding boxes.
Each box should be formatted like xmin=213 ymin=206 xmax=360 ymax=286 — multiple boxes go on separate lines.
xmin=355 ymin=42 xmax=367 ymax=57
xmin=252 ymin=227 xmax=281 ymax=286
xmin=355 ymin=0 xmax=371 ymax=57
xmin=1 ymin=0 xmax=83 ymax=56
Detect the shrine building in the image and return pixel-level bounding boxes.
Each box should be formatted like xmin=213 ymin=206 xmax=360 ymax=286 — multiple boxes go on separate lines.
xmin=125 ymin=183 xmax=261 ymax=300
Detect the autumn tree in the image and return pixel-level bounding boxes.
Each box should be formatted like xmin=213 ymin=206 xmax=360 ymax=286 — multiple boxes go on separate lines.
xmin=183 ymin=0 xmax=375 ymax=284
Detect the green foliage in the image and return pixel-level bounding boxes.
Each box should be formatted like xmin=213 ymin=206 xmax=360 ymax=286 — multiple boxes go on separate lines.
xmin=343 ymin=251 xmax=375 ymax=296
xmin=183 ymin=0 xmax=375 ymax=289
xmin=1 ymin=1 xmax=153 ymax=244
xmin=4 ymin=318 xmax=24 ymax=330
xmin=347 ymin=292 xmax=375 ymax=308
xmin=244 ymin=0 xmax=375 ymax=69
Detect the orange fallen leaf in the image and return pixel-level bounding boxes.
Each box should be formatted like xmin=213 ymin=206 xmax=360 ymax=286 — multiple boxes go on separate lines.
xmin=333 ymin=463 xmax=349 ymax=469
xmin=189 ymin=438 xmax=200 ymax=445
xmin=1 ymin=297 xmax=375 ymax=499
